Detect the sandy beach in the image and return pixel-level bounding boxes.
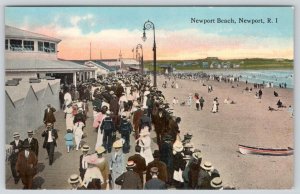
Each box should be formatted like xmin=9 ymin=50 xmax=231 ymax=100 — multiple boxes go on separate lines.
xmin=156 ymin=74 xmax=294 ymax=189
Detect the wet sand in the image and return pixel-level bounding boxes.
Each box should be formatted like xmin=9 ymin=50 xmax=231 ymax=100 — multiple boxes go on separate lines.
xmin=157 ymin=75 xmax=294 ymax=189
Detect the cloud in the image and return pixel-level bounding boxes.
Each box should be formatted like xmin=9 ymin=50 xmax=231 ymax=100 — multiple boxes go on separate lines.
xmin=26 ymin=23 xmax=293 ymax=60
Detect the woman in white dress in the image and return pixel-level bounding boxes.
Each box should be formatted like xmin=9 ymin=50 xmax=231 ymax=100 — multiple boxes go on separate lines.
xmin=73 ymin=121 xmax=85 ymax=150
xmin=137 ymin=127 xmax=154 ymax=165
xmin=94 ymin=110 xmax=107 ymax=150
xmin=212 ymin=99 xmax=217 ymax=113
xmin=64 ymin=105 xmax=74 ymax=130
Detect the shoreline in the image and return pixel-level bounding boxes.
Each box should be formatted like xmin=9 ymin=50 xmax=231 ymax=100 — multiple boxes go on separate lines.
xmin=156 ymin=74 xmax=294 ymax=189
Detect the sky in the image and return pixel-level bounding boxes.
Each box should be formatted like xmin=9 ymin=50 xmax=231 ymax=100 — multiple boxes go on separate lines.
xmin=5 ymin=6 xmax=294 ymax=60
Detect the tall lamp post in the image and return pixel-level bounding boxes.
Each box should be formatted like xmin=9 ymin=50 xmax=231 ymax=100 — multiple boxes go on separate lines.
xmin=136 ymin=44 xmax=144 ymax=74
xmin=142 ymin=20 xmax=156 ymax=87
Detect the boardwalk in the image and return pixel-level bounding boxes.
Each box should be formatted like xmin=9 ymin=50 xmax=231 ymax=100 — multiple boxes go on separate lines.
xmin=5 ymin=104 xmax=158 ymax=189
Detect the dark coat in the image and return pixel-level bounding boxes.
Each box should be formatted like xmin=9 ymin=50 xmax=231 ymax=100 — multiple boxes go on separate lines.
xmin=41 ymin=129 xmax=58 ymax=148
xmin=188 ymin=159 xmax=201 ymax=189
xmin=133 ymin=109 xmax=143 ymax=137
xmin=79 ymin=154 xmax=87 ymax=179
xmin=197 ymin=167 xmax=211 ymax=189
xmin=115 ymin=170 xmax=142 ymax=189
xmin=43 ymin=107 xmax=56 ymax=124
xmin=146 ymin=159 xmax=168 ymax=183
xmin=109 ymin=97 xmax=119 ymax=115
xmin=173 ymin=152 xmax=186 ymax=171
xmin=139 ymin=115 xmax=152 ymax=131
xmin=9 ymin=140 xmax=23 ymax=163
xmin=16 ymin=150 xmax=38 ymax=176
xmin=100 ymin=117 xmax=115 ymax=133
xmin=144 ymin=178 xmax=167 ymax=190
xmin=128 ymin=153 xmax=147 ymax=182
xmin=160 ymin=141 xmax=173 ymax=168
xmin=23 ymin=138 xmax=39 ymax=157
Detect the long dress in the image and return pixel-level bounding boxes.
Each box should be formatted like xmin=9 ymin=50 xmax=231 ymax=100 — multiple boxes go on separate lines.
xmin=64 ymin=92 xmax=72 ymax=106
xmin=95 ymin=114 xmax=106 ymax=150
xmin=64 ymin=106 xmax=74 ymax=130
xmin=212 ymin=100 xmax=217 ymax=113
xmin=73 ymin=121 xmax=85 ymax=150
xmin=138 ymin=136 xmax=154 ymax=165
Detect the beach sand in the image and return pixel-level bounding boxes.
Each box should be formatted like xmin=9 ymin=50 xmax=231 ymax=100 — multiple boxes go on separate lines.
xmin=156 ymin=75 xmax=294 ymax=189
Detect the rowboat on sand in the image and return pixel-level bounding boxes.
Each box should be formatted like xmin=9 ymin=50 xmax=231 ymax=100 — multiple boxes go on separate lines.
xmin=238 ymin=144 xmax=294 ymax=156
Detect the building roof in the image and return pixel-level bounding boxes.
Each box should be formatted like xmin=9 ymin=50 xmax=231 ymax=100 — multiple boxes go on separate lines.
xmin=122 ymin=59 xmax=139 ymax=65
xmin=6 ymin=79 xmax=60 ymax=103
xmin=5 ymin=25 xmax=61 ymax=43
xmin=69 ymin=60 xmax=120 ymax=71
xmin=5 ymin=57 xmax=93 ymax=72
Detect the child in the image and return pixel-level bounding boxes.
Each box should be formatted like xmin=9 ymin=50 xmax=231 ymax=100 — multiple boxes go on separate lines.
xmin=64 ymin=129 xmax=74 ymax=153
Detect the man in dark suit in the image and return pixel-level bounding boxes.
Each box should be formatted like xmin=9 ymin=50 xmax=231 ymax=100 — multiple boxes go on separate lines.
xmin=16 ymin=142 xmax=38 ymax=189
xmin=115 ymin=161 xmax=142 ymax=189
xmin=100 ymin=111 xmax=115 ymax=153
xmin=128 ymin=145 xmax=146 ymax=184
xmin=9 ymin=132 xmax=23 ymax=184
xmin=144 ymin=167 xmax=167 ymax=189
xmin=146 ymin=150 xmax=168 ymax=183
xmin=23 ymin=130 xmax=39 ymax=158
xmin=43 ymin=104 xmax=56 ymax=126
xmin=41 ymin=123 xmax=58 ymax=165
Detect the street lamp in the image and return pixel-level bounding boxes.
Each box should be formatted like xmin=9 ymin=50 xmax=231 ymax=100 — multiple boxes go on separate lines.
xmin=136 ymin=44 xmax=144 ymax=74
xmin=142 ymin=20 xmax=156 ymax=87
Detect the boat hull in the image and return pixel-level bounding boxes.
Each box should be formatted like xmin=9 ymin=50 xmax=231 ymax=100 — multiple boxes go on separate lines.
xmin=238 ymin=144 xmax=294 ymax=156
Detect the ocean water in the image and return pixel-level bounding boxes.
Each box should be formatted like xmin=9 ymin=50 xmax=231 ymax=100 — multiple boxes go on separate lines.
xmin=204 ymin=69 xmax=294 ymax=89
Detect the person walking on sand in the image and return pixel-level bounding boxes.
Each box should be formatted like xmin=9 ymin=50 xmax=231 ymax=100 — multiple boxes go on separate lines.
xmin=258 ymin=89 xmax=263 ymax=99
xmin=195 ymin=95 xmax=200 ymax=111
xmin=212 ymin=99 xmax=217 ymax=113
xmin=199 ymin=97 xmax=205 ymax=110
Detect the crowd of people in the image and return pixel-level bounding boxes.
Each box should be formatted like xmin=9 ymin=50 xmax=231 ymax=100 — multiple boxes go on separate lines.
xmin=8 ymin=73 xmax=230 ymax=190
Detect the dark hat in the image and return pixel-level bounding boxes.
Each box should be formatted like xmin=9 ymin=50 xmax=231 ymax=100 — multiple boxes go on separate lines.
xmin=153 ymin=150 xmax=160 ymax=158
xmin=150 ymin=167 xmax=159 ymax=173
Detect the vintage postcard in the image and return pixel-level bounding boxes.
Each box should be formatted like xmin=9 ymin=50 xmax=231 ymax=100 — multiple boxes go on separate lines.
xmin=4 ymin=6 xmax=293 ymax=190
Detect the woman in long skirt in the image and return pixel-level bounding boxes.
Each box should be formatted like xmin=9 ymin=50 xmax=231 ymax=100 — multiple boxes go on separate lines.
xmin=73 ymin=121 xmax=85 ymax=150
xmin=137 ymin=128 xmax=154 ymax=165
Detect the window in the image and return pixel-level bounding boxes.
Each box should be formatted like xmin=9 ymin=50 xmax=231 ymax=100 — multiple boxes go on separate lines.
xmin=44 ymin=42 xmax=50 ymax=52
xmin=9 ymin=39 xmax=22 ymax=51
xmin=50 ymin=43 xmax=56 ymax=53
xmin=23 ymin=40 xmax=34 ymax=51
xmin=38 ymin=41 xmax=56 ymax=53
xmin=38 ymin=41 xmax=43 ymax=51
xmin=5 ymin=39 xmax=8 ymax=50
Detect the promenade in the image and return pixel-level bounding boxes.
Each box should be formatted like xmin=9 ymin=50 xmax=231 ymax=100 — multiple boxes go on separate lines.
xmin=5 ymin=75 xmax=294 ymax=189
xmin=5 ymin=103 xmax=158 ymax=189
